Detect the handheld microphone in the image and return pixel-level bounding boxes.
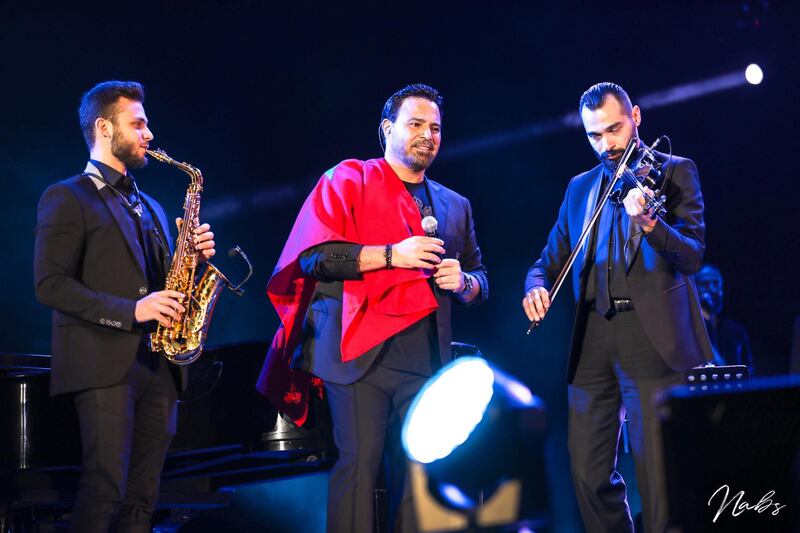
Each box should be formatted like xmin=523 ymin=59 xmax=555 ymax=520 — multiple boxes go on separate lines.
xmin=421 ymin=216 xmax=439 ymax=238
xmin=421 ymin=216 xmax=445 ymax=289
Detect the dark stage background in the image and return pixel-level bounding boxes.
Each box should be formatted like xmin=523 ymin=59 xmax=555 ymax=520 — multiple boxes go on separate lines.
xmin=3 ymin=3 xmax=798 ymax=531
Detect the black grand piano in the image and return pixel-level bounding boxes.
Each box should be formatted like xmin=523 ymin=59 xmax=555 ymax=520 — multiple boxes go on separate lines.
xmin=0 ymin=342 xmax=337 ymax=531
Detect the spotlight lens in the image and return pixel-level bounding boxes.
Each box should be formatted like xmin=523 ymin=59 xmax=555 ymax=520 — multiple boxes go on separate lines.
xmin=745 ymin=64 xmax=763 ymax=85
xmin=402 ymin=357 xmax=495 ymax=464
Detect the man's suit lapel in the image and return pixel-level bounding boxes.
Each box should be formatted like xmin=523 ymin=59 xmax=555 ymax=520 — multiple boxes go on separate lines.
xmin=83 ymin=162 xmax=147 ymax=279
xmin=426 ymin=178 xmax=449 ymax=240
xmin=625 ymin=216 xmax=642 ymax=272
xmin=423 ymin=178 xmax=452 ymax=361
xmin=624 ymin=152 xmax=672 ymax=272
xmin=576 ymin=167 xmax=604 ymax=276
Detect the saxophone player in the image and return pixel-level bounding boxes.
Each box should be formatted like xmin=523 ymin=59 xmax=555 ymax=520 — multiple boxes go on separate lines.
xmin=34 ymin=80 xmax=216 ymax=532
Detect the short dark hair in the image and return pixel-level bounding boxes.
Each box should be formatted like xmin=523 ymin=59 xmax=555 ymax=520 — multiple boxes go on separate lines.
xmin=379 ymin=83 xmax=443 ymax=144
xmin=78 ymin=81 xmax=145 ymax=149
xmin=579 ymin=82 xmax=632 ymax=114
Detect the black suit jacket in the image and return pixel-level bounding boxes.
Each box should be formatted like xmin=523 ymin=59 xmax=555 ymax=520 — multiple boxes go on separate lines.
xmin=293 ymin=178 xmax=489 ymax=385
xmin=34 ymin=165 xmax=182 ymax=395
xmin=526 ymin=153 xmax=713 ymax=382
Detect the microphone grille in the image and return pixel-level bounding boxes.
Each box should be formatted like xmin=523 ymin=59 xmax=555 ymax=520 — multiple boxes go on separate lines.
xmin=421 ymin=216 xmax=438 ymax=235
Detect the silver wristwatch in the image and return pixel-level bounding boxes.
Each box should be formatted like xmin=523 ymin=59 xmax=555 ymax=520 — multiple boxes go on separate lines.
xmin=460 ymin=273 xmax=474 ymax=293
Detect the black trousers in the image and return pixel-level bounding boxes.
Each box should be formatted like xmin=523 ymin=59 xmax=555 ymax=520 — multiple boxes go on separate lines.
xmin=568 ymin=309 xmax=681 ymax=533
xmin=70 ymin=348 xmax=178 ymax=533
xmin=324 ymin=364 xmax=429 ymax=533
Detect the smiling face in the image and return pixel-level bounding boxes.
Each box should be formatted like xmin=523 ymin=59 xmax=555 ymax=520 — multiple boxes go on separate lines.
xmin=383 ymin=97 xmax=442 ymax=173
xmin=581 ymin=94 xmax=641 ymax=172
xmin=101 ymin=97 xmax=154 ymax=170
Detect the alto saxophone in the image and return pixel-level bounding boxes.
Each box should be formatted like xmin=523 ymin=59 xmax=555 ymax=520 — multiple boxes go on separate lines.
xmin=146 ymin=148 xmax=232 ymax=365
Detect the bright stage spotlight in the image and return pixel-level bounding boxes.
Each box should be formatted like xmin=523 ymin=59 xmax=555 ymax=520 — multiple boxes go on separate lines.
xmin=403 ymin=357 xmax=495 ymax=465
xmin=745 ymin=63 xmax=764 ymax=85
xmin=402 ymin=356 xmax=549 ymax=531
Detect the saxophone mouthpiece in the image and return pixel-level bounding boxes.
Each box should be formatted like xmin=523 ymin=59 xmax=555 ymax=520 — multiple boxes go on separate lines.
xmin=146 ymin=148 xmax=172 ymax=164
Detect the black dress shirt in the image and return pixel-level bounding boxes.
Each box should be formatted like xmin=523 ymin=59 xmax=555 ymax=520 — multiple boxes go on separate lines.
xmin=585 ymin=174 xmax=631 ymax=309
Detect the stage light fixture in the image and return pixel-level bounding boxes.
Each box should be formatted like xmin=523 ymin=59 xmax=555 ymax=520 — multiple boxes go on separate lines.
xmin=745 ymin=63 xmax=763 ymax=85
xmin=403 ymin=357 xmax=495 ymax=465
xmin=402 ymin=356 xmax=549 ymax=531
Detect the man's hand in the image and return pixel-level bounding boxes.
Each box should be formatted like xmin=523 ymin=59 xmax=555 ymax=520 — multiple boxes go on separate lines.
xmin=392 ymin=236 xmax=444 ymax=269
xmin=623 ymin=187 xmax=657 ymax=233
xmin=433 ymin=258 xmax=464 ymax=292
xmin=135 ymin=290 xmax=186 ymax=328
xmin=176 ymin=218 xmax=216 ymax=262
xmin=523 ymin=287 xmax=551 ymax=322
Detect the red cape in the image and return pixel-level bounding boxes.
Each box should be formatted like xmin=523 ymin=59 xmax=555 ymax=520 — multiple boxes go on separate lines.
xmin=256 ymin=158 xmax=438 ymax=425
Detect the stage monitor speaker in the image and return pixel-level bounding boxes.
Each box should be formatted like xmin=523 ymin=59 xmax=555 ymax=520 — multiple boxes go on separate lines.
xmin=660 ymin=375 xmax=800 ymax=533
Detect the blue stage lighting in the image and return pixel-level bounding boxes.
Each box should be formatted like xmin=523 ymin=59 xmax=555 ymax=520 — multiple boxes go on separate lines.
xmin=402 ymin=356 xmax=495 ymax=464
xmin=745 ymin=63 xmax=763 ymax=85
xmin=401 ymin=356 xmax=549 ymax=530
xmin=439 ymin=483 xmax=475 ymax=509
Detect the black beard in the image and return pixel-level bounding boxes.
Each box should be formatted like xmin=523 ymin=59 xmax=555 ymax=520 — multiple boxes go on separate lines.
xmin=390 ymin=140 xmax=435 ymax=172
xmin=406 ymin=153 xmax=433 ymax=172
xmin=111 ymin=132 xmax=147 ymax=170
xmin=599 ymin=150 xmax=623 ymax=173
xmin=407 ymin=142 xmax=436 ymax=171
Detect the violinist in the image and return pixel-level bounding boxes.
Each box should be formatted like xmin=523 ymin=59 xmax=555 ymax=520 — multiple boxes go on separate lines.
xmin=523 ymin=82 xmax=713 ymax=533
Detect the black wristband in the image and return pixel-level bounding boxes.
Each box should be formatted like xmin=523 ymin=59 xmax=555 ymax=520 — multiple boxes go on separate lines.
xmin=385 ymin=244 xmax=393 ymax=269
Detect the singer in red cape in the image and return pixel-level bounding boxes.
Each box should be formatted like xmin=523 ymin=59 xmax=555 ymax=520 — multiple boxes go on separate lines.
xmin=256 ymin=84 xmax=488 ymax=533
